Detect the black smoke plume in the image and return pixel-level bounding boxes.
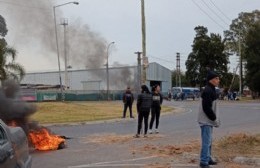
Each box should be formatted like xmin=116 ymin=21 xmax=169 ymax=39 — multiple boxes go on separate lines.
xmin=0 ymin=80 xmax=37 ymax=134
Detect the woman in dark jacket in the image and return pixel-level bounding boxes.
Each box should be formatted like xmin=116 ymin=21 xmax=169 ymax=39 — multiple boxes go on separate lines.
xmin=134 ymin=85 xmax=152 ymax=138
xmin=149 ymin=84 xmax=163 ymax=134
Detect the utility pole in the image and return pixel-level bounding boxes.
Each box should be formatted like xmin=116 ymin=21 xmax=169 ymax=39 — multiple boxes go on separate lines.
xmin=135 ymin=51 xmax=142 ymax=93
xmin=53 ymin=6 xmax=63 ymax=101
xmin=176 ymin=52 xmax=181 ymax=87
xmin=106 ymin=42 xmax=115 ymax=101
xmin=53 ymin=2 xmax=79 ymax=101
xmin=141 ymin=0 xmax=147 ymax=84
xmin=239 ymin=30 xmax=242 ymax=98
xmin=229 ymin=64 xmax=239 ymax=91
xmin=61 ymin=18 xmax=69 ymax=92
xmin=175 ymin=54 xmax=178 ymax=87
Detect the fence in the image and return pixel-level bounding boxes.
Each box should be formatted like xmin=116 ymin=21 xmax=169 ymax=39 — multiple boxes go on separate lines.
xmin=21 ymin=89 xmax=128 ymax=102
xmin=20 ymin=88 xmax=168 ymax=102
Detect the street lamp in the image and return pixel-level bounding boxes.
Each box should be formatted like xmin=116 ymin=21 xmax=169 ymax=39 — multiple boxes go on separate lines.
xmin=53 ymin=1 xmax=79 ymax=101
xmin=106 ymin=41 xmax=115 ymax=101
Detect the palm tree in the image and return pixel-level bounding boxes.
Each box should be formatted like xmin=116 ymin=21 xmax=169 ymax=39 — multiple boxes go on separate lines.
xmin=0 ymin=39 xmax=25 ymax=82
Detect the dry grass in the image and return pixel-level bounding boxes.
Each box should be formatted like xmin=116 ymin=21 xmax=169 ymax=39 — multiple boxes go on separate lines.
xmin=30 ymin=101 xmax=174 ymax=124
xmin=139 ymin=133 xmax=260 ymax=167
xmin=141 ymin=140 xmax=200 ymax=157
xmin=83 ymin=133 xmax=165 ymax=144
xmin=214 ymin=133 xmax=260 ymax=162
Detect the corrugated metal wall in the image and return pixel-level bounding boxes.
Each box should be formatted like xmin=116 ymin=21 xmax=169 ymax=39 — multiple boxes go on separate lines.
xmin=146 ymin=62 xmax=172 ymax=93
xmin=21 ymin=63 xmax=172 ymax=93
xmin=22 ymin=66 xmax=138 ymax=91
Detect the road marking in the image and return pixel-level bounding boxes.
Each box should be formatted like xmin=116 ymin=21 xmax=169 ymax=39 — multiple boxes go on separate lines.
xmin=172 ymin=163 xmax=197 ymax=167
xmin=68 ymin=156 xmax=156 ymax=168
xmin=68 ymin=163 xmax=145 ymax=167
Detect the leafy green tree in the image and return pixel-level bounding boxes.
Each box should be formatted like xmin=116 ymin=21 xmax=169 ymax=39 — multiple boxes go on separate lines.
xmin=224 ymin=10 xmax=260 ymax=55
xmin=244 ymin=21 xmax=260 ymax=92
xmin=186 ymin=26 xmax=229 ymax=88
xmin=0 ymin=15 xmax=25 ymax=82
xmin=224 ymin=10 xmax=260 ymax=91
xmin=0 ymin=15 xmax=8 ymax=37
xmin=0 ymin=40 xmax=25 ymax=81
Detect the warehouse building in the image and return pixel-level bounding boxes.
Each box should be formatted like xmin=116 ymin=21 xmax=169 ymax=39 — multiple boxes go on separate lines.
xmin=21 ymin=62 xmax=171 ymax=101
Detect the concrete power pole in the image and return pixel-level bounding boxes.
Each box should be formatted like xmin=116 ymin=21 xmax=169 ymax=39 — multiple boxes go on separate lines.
xmin=135 ymin=52 xmax=142 ymax=93
xmin=141 ymin=0 xmax=147 ymax=84
xmin=239 ymin=30 xmax=242 ymax=98
xmin=229 ymin=64 xmax=239 ymax=91
xmin=61 ymin=18 xmax=69 ymax=92
xmin=176 ymin=52 xmax=181 ymax=87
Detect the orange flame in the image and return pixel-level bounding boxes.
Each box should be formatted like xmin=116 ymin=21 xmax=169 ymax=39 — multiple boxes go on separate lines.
xmin=29 ymin=128 xmax=65 ymax=151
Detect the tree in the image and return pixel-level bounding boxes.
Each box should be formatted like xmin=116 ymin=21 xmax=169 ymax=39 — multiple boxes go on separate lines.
xmin=0 ymin=15 xmax=8 ymax=37
xmin=224 ymin=10 xmax=260 ymax=91
xmin=224 ymin=10 xmax=260 ymax=56
xmin=0 ymin=15 xmax=25 ymax=82
xmin=186 ymin=26 xmax=229 ymax=88
xmin=244 ymin=21 xmax=260 ymax=93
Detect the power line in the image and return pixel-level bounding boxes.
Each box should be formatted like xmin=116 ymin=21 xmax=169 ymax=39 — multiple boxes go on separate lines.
xmin=191 ymin=0 xmax=226 ymax=30
xmin=201 ymin=0 xmax=230 ymax=26
xmin=148 ymin=55 xmax=175 ymax=64
xmin=209 ymin=0 xmax=232 ymax=22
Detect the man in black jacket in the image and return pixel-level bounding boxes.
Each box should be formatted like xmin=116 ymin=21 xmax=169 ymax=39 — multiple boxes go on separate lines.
xmin=122 ymin=87 xmax=134 ymax=118
xmin=198 ymin=71 xmax=220 ymax=168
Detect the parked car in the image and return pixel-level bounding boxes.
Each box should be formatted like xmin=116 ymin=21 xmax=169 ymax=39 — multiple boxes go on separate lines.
xmin=172 ymin=87 xmax=200 ymax=100
xmin=0 ymin=119 xmax=32 ymax=168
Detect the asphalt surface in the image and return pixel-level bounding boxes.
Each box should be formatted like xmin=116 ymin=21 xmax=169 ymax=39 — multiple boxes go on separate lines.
xmin=31 ymin=100 xmax=260 ymax=168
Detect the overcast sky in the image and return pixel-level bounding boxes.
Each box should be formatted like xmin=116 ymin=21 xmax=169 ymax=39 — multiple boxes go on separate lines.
xmin=1 ymin=0 xmax=259 ymax=72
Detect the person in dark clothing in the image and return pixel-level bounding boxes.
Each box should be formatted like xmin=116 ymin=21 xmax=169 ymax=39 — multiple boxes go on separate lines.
xmin=198 ymin=71 xmax=220 ymax=168
xmin=149 ymin=85 xmax=163 ymax=134
xmin=167 ymin=89 xmax=172 ymax=101
xmin=134 ymin=85 xmax=152 ymax=138
xmin=122 ymin=87 xmax=134 ymax=118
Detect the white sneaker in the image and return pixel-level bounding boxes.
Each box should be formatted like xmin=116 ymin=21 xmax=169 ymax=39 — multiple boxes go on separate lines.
xmin=155 ymin=129 xmax=159 ymax=134
xmin=148 ymin=129 xmax=153 ymax=134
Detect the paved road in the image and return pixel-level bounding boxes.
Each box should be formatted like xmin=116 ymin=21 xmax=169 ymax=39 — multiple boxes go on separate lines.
xmin=32 ymin=100 xmax=260 ymax=168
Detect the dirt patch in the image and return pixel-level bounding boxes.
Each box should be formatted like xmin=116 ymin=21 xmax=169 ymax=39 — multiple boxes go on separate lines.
xmin=81 ymin=133 xmax=259 ymax=167
xmin=141 ymin=140 xmax=200 ymax=157
xmin=83 ymin=133 xmax=165 ymax=144
xmin=215 ymin=133 xmax=260 ymax=162
xmin=144 ymin=163 xmax=171 ymax=168
xmin=220 ymin=162 xmax=257 ymax=168
xmin=138 ymin=133 xmax=260 ymax=167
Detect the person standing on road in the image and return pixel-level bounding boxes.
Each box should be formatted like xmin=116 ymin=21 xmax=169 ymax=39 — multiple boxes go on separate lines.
xmin=167 ymin=89 xmax=172 ymax=101
xmin=122 ymin=87 xmax=134 ymax=118
xmin=198 ymin=71 xmax=220 ymax=168
xmin=149 ymin=85 xmax=163 ymax=134
xmin=134 ymin=85 xmax=152 ymax=138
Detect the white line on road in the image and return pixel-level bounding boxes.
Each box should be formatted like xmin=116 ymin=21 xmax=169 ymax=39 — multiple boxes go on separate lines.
xmin=68 ymin=163 xmax=145 ymax=167
xmin=68 ymin=156 xmax=156 ymax=168
xmin=172 ymin=163 xmax=198 ymax=167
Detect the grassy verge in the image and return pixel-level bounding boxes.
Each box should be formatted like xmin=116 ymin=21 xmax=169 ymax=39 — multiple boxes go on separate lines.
xmin=30 ymin=101 xmax=174 ymax=124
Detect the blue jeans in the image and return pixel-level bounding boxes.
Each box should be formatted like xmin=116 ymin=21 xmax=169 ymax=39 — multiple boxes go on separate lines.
xmin=200 ymin=125 xmax=213 ymax=165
